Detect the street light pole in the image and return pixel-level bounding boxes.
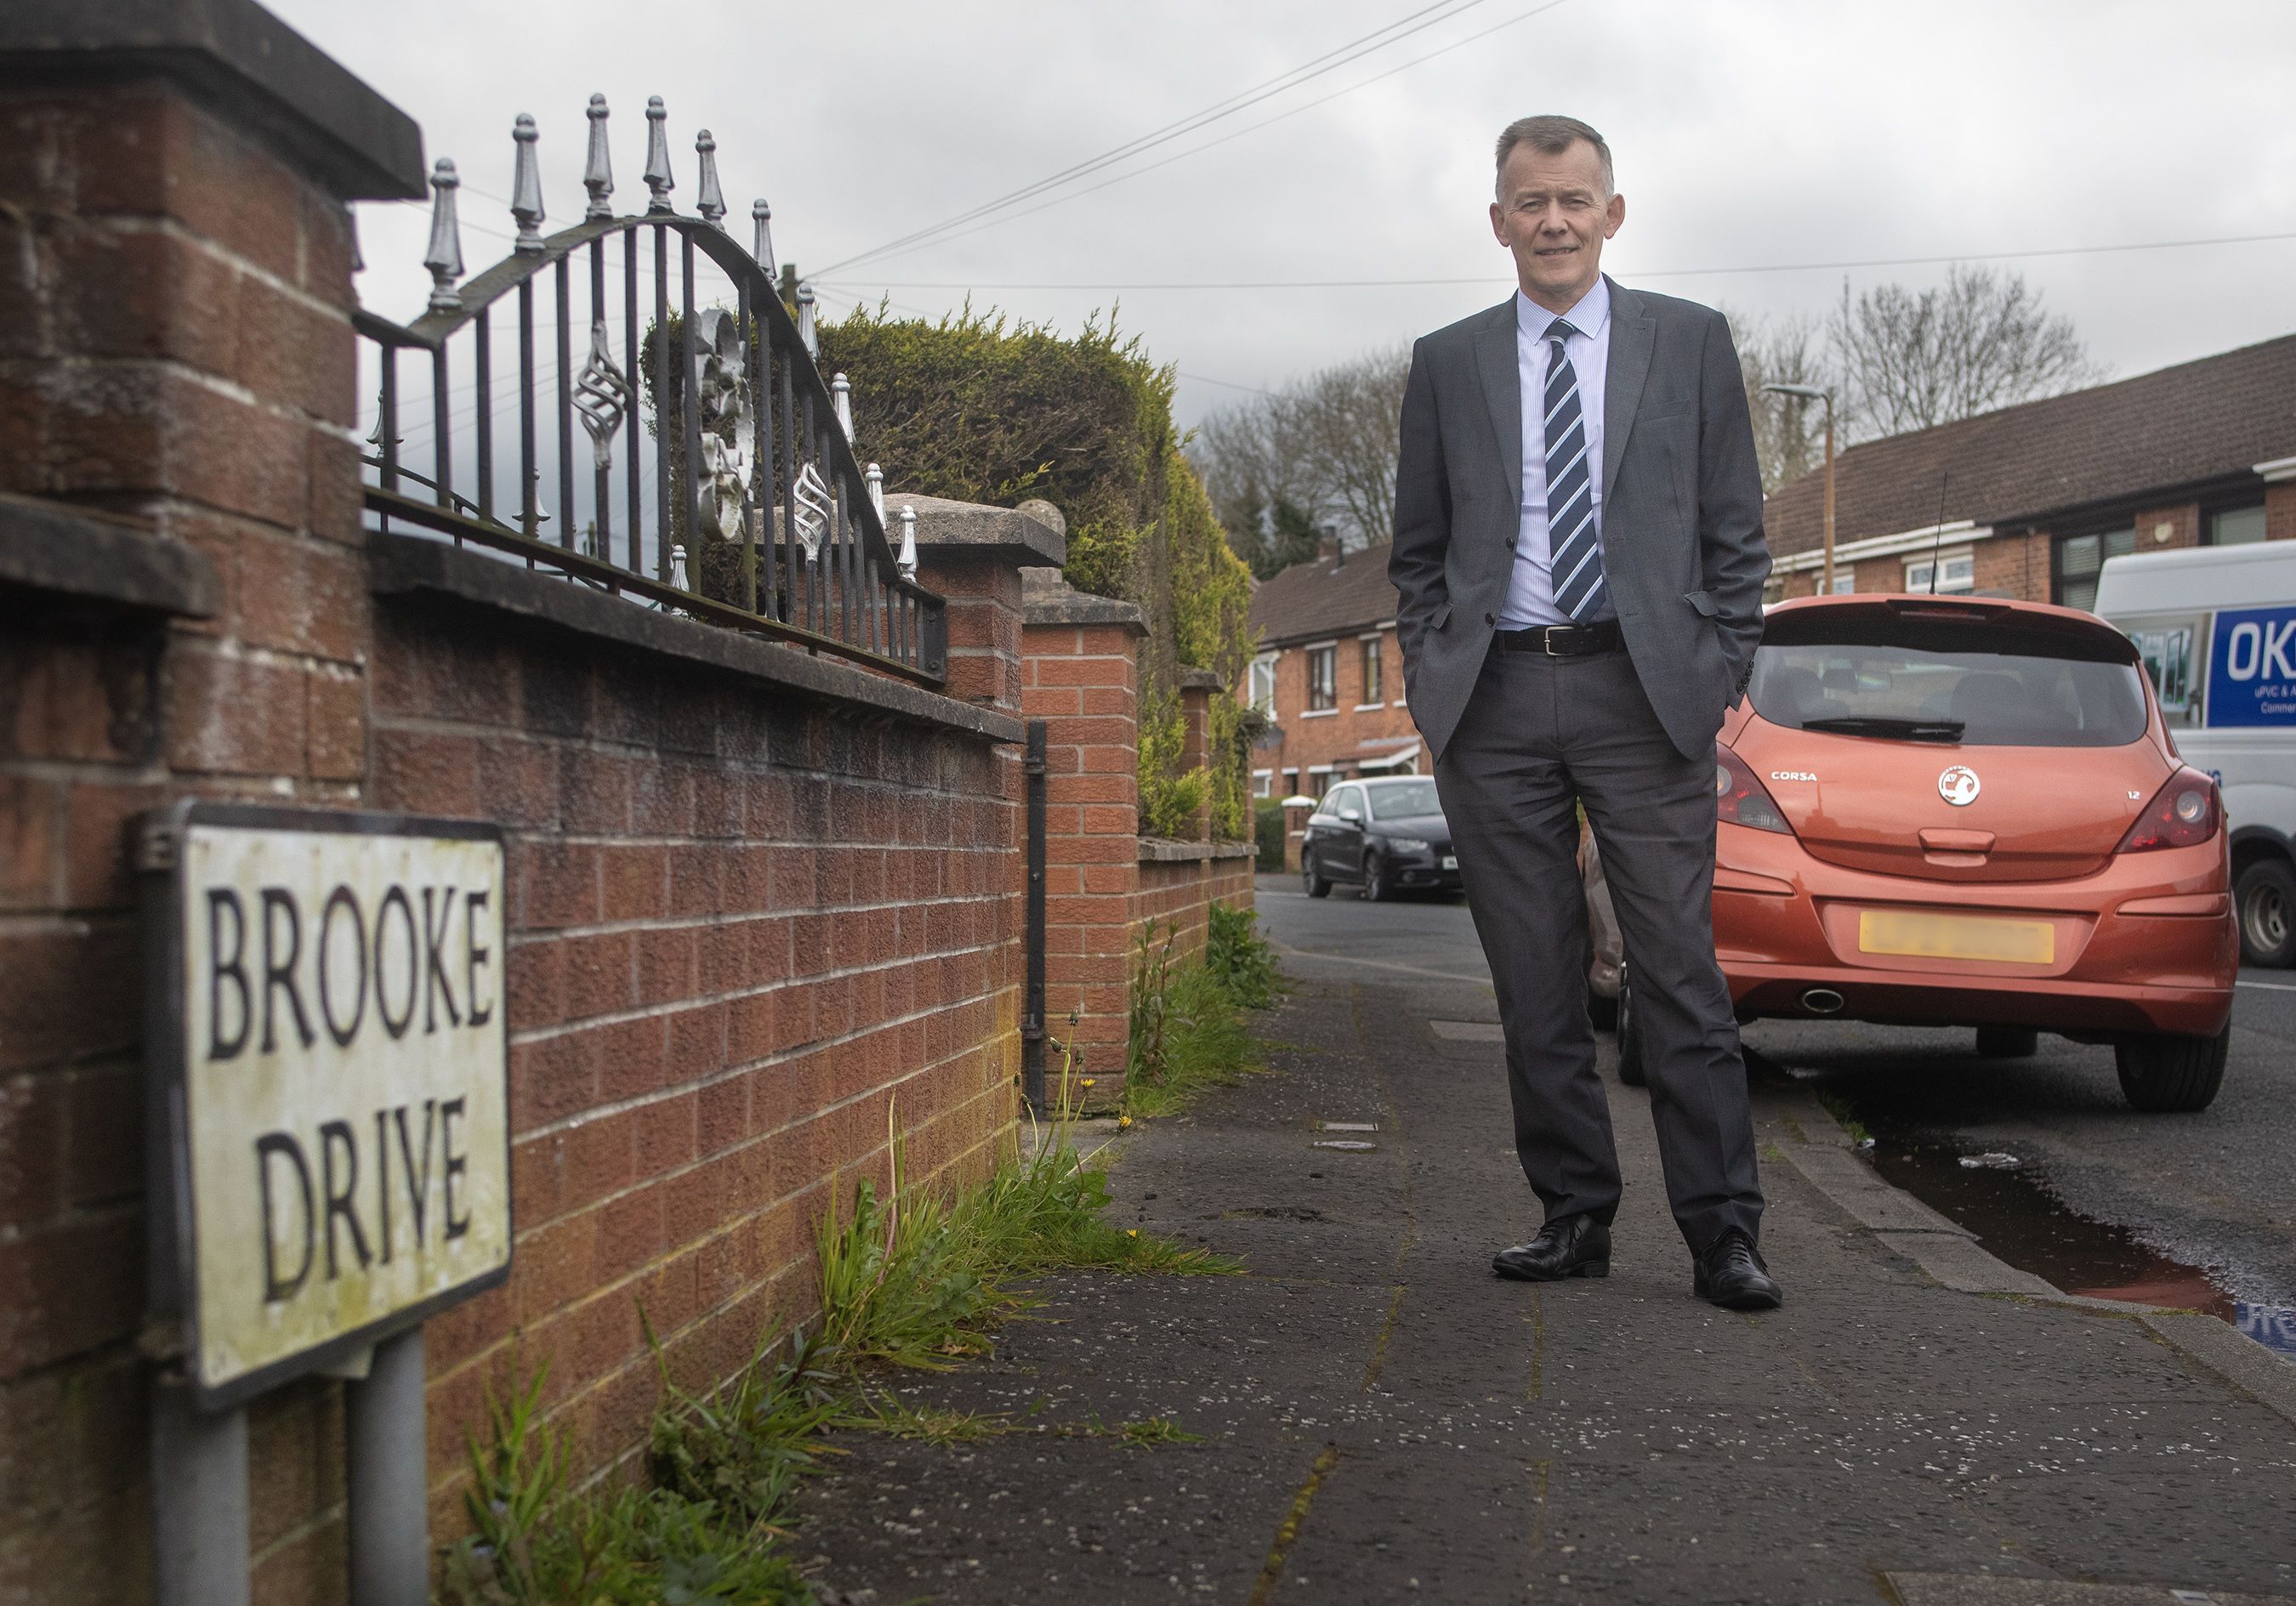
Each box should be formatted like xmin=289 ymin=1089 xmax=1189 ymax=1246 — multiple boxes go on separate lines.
xmin=1764 ymin=383 xmax=1835 ymax=596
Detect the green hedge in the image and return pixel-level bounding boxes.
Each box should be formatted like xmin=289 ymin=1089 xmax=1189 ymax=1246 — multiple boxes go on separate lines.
xmin=820 ymin=306 xmax=1256 ymax=838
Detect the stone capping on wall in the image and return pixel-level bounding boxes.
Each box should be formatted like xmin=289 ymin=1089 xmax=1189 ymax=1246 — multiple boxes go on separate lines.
xmin=899 ymin=494 xmax=1067 ymax=567
xmin=1021 ymin=567 xmax=1149 ymax=632
xmin=1177 ymin=667 xmax=1224 ymax=692
xmin=0 ymin=0 xmax=427 ymax=201
xmin=367 ymin=531 xmax=1026 ymax=745
xmin=0 ymin=491 xmax=220 ymax=617
xmin=1138 ymin=837 xmax=1259 ymax=863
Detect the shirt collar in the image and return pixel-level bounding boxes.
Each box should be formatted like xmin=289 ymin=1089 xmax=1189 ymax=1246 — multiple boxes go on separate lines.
xmin=1516 ymin=275 xmax=1611 ymax=343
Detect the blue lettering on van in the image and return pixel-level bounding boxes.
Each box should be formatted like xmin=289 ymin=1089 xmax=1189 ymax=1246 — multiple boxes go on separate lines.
xmin=2207 ymin=606 xmax=2296 ymax=727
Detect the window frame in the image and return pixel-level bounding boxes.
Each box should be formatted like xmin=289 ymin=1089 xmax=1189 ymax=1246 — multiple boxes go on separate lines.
xmin=1903 ymin=548 xmax=1975 ymax=595
xmin=1247 ymin=653 xmax=1278 ymax=712
xmin=1356 ymin=632 xmax=1384 ymax=707
xmin=1304 ymin=641 xmax=1338 ymax=713
xmin=2205 ymin=500 xmax=2269 ymax=548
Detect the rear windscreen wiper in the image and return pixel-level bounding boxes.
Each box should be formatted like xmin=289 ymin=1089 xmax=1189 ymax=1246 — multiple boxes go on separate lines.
xmin=1797 ymin=716 xmax=1965 ymax=741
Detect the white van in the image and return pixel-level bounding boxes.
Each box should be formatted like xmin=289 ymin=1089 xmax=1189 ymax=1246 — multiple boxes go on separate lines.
xmin=2095 ymin=541 xmax=2296 ymax=966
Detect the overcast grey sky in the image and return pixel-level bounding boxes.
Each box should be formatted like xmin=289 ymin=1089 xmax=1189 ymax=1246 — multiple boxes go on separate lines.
xmin=276 ymin=0 xmax=2296 ymax=429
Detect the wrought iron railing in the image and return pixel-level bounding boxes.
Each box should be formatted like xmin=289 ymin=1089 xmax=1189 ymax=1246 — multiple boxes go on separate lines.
xmin=355 ymin=95 xmax=944 ymax=685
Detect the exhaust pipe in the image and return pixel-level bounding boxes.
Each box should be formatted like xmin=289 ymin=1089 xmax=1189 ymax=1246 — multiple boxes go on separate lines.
xmin=1801 ymin=987 xmax=1845 ymax=1015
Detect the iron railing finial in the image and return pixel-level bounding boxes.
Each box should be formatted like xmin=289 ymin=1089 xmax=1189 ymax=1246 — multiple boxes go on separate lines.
xmin=583 ymin=94 xmax=614 ymax=220
xmin=752 ymin=199 xmax=775 ymax=274
xmin=695 ymin=130 xmax=725 ymax=229
xmin=866 ymin=462 xmax=885 ymax=524
xmin=643 ymin=96 xmax=675 ymax=213
xmin=897 ymin=504 xmax=918 ymax=581
xmin=423 ymin=157 xmax=465 ymax=314
xmin=796 ymin=282 xmax=817 ymax=359
xmin=832 ymin=372 xmax=854 ymax=445
xmin=510 ymin=113 xmax=545 ymax=253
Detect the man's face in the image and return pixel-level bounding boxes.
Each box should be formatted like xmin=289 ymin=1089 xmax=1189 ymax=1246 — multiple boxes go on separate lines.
xmin=1489 ymin=139 xmax=1624 ymax=313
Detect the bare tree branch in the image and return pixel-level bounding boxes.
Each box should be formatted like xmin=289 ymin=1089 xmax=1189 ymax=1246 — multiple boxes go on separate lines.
xmin=1829 ymin=264 xmax=2106 ymax=442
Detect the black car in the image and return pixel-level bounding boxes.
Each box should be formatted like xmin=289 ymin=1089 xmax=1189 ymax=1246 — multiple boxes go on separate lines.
xmin=1301 ymin=776 xmax=1462 ymax=900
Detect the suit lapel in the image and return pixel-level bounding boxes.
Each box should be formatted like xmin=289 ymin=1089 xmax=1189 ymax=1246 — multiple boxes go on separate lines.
xmin=1473 ymin=298 xmax=1524 ymax=511
xmin=1600 ymin=278 xmax=1657 ymax=508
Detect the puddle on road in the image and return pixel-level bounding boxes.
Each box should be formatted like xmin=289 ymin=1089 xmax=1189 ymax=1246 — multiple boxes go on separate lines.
xmin=1867 ymin=1136 xmax=2296 ymax=1363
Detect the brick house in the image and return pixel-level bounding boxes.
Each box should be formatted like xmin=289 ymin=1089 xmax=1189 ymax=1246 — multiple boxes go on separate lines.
xmin=1242 ymin=541 xmax=1420 ymax=804
xmin=1765 ymin=334 xmax=2296 ymax=607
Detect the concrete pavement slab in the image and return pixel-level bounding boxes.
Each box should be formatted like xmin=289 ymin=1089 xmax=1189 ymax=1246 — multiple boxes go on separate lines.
xmin=796 ymin=975 xmax=2296 ymax=1602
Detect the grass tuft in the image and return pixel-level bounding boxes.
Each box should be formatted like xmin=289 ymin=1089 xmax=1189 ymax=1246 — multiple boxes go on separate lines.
xmin=442 ymin=1103 xmax=1221 ymax=1603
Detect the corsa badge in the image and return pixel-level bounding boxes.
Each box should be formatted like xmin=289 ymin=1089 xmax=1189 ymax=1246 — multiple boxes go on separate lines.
xmin=1938 ymin=765 xmax=1981 ymax=807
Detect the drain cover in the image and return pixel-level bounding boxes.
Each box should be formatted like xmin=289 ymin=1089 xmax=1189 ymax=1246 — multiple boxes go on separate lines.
xmin=1429 ymin=1019 xmax=1505 ymax=1041
xmin=1312 ymin=1138 xmax=1378 ymax=1151
xmin=1319 ymin=1121 xmax=1378 ymax=1132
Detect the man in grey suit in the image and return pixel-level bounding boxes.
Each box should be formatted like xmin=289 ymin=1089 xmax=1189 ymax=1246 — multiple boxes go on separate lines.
xmin=1389 ymin=115 xmax=1781 ymax=1309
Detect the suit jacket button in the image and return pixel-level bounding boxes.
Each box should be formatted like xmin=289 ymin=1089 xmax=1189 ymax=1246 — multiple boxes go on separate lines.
xmin=1484 ymin=612 xmax=1496 ymax=626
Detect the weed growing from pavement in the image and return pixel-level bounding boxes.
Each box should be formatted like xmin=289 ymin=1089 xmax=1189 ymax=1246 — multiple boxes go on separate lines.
xmin=1125 ymin=910 xmax=1284 ymax=1120
xmin=1810 ymin=1087 xmax=1873 ymax=1147
xmin=441 ymin=1103 xmax=1227 ymax=1603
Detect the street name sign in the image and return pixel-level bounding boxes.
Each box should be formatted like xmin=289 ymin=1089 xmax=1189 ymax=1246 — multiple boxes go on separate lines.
xmin=144 ymin=803 xmax=512 ymax=1410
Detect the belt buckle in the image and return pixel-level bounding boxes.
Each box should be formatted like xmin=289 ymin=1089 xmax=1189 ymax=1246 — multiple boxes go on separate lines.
xmin=1542 ymin=627 xmax=1568 ymax=656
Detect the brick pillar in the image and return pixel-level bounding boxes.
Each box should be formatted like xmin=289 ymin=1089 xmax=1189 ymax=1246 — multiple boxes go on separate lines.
xmin=1176 ymin=667 xmax=1221 ymax=843
xmin=905 ymin=494 xmax=1066 ymax=714
xmin=0 ymin=7 xmax=423 ymax=1602
xmin=1021 ymin=570 xmax=1146 ymax=1110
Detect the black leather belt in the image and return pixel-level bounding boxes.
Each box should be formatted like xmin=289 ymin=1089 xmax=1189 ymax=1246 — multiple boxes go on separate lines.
xmin=1492 ymin=619 xmax=1623 ymax=655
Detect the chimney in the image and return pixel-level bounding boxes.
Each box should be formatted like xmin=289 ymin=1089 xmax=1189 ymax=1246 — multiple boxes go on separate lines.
xmin=1321 ymin=522 xmax=1344 ymax=568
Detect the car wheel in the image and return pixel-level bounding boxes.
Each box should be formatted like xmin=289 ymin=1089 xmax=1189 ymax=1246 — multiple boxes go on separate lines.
xmin=1975 ymin=1026 xmax=2038 ymax=1058
xmin=1587 ymin=982 xmax=1618 ymax=1033
xmin=1362 ymin=852 xmax=1391 ymax=902
xmin=2115 ymin=1025 xmax=2229 ymax=1113
xmin=1615 ymin=972 xmax=1648 ymax=1087
xmin=1304 ymin=859 xmax=1330 ymax=899
xmin=2235 ymin=859 xmax=2296 ymax=968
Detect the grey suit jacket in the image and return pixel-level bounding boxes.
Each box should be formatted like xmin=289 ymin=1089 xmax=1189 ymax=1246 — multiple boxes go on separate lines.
xmin=1388 ymin=278 xmax=1771 ymax=762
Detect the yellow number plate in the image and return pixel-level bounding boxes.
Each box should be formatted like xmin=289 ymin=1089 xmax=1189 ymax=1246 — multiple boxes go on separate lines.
xmin=1858 ymin=909 xmax=2055 ymax=965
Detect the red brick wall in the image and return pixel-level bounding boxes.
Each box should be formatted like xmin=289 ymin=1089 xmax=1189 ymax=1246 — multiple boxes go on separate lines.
xmin=2266 ymin=481 xmax=2296 ymax=542
xmin=0 ymin=70 xmax=1023 ymax=1604
xmin=1250 ymin=627 xmax=1419 ymax=798
xmin=370 ymin=595 xmax=1020 ymax=1555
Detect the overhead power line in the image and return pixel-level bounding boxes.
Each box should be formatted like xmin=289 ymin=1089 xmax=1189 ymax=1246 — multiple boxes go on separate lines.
xmin=813 ymin=0 xmax=1506 ymax=277
xmin=857 ymin=0 xmax=1577 ymax=267
xmin=814 ymin=228 xmax=2296 ymax=294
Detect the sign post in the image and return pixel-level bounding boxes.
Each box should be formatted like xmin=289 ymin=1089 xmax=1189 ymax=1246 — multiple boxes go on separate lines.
xmin=141 ymin=803 xmax=512 ymax=1604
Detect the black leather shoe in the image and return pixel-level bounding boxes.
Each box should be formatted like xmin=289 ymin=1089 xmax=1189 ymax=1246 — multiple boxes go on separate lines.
xmin=1492 ymin=1214 xmax=1611 ymax=1281
xmin=1693 ymin=1229 xmax=1783 ymax=1310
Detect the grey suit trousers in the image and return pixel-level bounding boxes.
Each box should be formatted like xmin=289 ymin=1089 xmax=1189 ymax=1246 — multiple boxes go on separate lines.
xmin=1433 ymin=641 xmax=1765 ymax=1252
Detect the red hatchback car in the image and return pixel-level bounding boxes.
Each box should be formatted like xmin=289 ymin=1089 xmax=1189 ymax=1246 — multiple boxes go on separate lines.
xmin=1594 ymin=593 xmax=2238 ymax=1111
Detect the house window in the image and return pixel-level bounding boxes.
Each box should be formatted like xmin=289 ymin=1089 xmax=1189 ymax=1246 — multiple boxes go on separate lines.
xmin=1827 ymin=570 xmax=1856 ymax=595
xmin=2209 ymin=504 xmax=2268 ymax=547
xmin=1358 ymin=635 xmax=1384 ymax=705
xmin=1252 ymin=769 xmax=1274 ymax=797
xmin=2056 ymin=529 xmax=2134 ymax=612
xmin=1305 ymin=644 xmax=1338 ymax=712
xmin=1248 ymin=654 xmax=1277 ymax=712
xmin=1761 ymin=576 xmax=1786 ymax=608
xmin=1285 ymin=769 xmax=1302 ymax=798
xmin=1904 ymin=551 xmax=1974 ymax=594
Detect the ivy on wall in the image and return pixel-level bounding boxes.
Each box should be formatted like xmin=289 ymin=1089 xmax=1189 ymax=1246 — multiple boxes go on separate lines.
xmin=821 ymin=306 xmax=1257 ymax=839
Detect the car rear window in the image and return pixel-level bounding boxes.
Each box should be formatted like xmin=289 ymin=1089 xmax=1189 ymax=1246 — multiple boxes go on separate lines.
xmin=1749 ymin=606 xmax=2150 ymax=747
xmin=1369 ymin=780 xmax=1441 ymax=820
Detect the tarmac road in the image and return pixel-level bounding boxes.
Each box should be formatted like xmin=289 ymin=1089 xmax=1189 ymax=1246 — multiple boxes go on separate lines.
xmin=1253 ymin=873 xmax=2296 ymax=1321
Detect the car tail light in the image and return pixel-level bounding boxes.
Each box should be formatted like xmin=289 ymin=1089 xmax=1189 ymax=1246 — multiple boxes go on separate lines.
xmin=1716 ymin=743 xmax=1791 ymax=833
xmin=2117 ymin=769 xmax=2221 ymax=853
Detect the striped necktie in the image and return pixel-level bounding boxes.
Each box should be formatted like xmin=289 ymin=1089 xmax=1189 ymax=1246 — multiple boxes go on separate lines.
xmin=1542 ymin=318 xmax=1607 ymax=622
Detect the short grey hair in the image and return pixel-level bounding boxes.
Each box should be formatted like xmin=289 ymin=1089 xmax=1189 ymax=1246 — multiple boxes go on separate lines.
xmin=1493 ymin=115 xmax=1614 ymax=198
